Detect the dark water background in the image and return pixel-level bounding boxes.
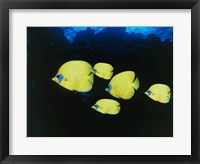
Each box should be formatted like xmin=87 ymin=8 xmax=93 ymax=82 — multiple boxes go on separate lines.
xmin=27 ymin=27 xmax=173 ymax=137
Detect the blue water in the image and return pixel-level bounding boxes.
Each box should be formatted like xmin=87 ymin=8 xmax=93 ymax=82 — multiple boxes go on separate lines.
xmin=62 ymin=27 xmax=172 ymax=43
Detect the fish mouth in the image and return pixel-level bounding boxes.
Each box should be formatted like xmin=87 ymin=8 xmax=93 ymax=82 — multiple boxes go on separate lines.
xmin=52 ymin=77 xmax=59 ymax=83
xmin=52 ymin=77 xmax=56 ymax=81
xmin=105 ymin=88 xmax=108 ymax=92
xmin=91 ymin=106 xmax=96 ymax=109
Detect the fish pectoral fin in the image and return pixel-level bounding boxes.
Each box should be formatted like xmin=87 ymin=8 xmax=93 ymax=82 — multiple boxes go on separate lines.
xmin=167 ymin=92 xmax=171 ymax=101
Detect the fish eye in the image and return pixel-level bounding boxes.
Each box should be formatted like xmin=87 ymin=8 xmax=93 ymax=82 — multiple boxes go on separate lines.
xmin=147 ymin=90 xmax=152 ymax=96
xmin=93 ymin=69 xmax=97 ymax=74
xmin=56 ymin=74 xmax=64 ymax=83
xmin=107 ymin=85 xmax=112 ymax=92
xmin=95 ymin=104 xmax=100 ymax=109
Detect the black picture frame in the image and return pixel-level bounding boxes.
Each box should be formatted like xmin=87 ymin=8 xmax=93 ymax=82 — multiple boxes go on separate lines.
xmin=0 ymin=0 xmax=199 ymax=163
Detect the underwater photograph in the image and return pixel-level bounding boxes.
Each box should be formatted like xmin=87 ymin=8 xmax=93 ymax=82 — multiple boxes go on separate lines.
xmin=27 ymin=27 xmax=173 ymax=137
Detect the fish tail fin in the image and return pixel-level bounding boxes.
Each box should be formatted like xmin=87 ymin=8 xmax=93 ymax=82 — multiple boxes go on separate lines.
xmin=168 ymin=91 xmax=172 ymax=100
xmin=88 ymin=72 xmax=94 ymax=86
xmin=132 ymin=77 xmax=139 ymax=90
xmin=166 ymin=91 xmax=171 ymax=102
xmin=88 ymin=71 xmax=93 ymax=76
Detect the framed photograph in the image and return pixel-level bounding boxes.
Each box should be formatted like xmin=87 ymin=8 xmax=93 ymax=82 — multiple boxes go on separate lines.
xmin=0 ymin=0 xmax=199 ymax=163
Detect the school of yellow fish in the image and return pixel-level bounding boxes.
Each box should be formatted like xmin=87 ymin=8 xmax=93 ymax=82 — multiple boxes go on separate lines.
xmin=52 ymin=60 xmax=171 ymax=115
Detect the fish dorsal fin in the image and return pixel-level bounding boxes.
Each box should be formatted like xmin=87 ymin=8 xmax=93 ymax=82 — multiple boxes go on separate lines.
xmin=121 ymin=71 xmax=135 ymax=82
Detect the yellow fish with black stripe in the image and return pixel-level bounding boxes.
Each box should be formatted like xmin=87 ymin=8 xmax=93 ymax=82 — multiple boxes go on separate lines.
xmin=93 ymin=62 xmax=114 ymax=80
xmin=145 ymin=84 xmax=171 ymax=103
xmin=52 ymin=60 xmax=93 ymax=92
xmin=105 ymin=71 xmax=139 ymax=100
xmin=91 ymin=99 xmax=121 ymax=115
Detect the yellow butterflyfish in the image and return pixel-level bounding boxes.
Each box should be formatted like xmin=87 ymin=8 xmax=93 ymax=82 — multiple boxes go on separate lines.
xmin=52 ymin=60 xmax=93 ymax=92
xmin=145 ymin=84 xmax=171 ymax=103
xmin=93 ymin=62 xmax=114 ymax=80
xmin=91 ymin=99 xmax=121 ymax=115
xmin=105 ymin=71 xmax=139 ymax=100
